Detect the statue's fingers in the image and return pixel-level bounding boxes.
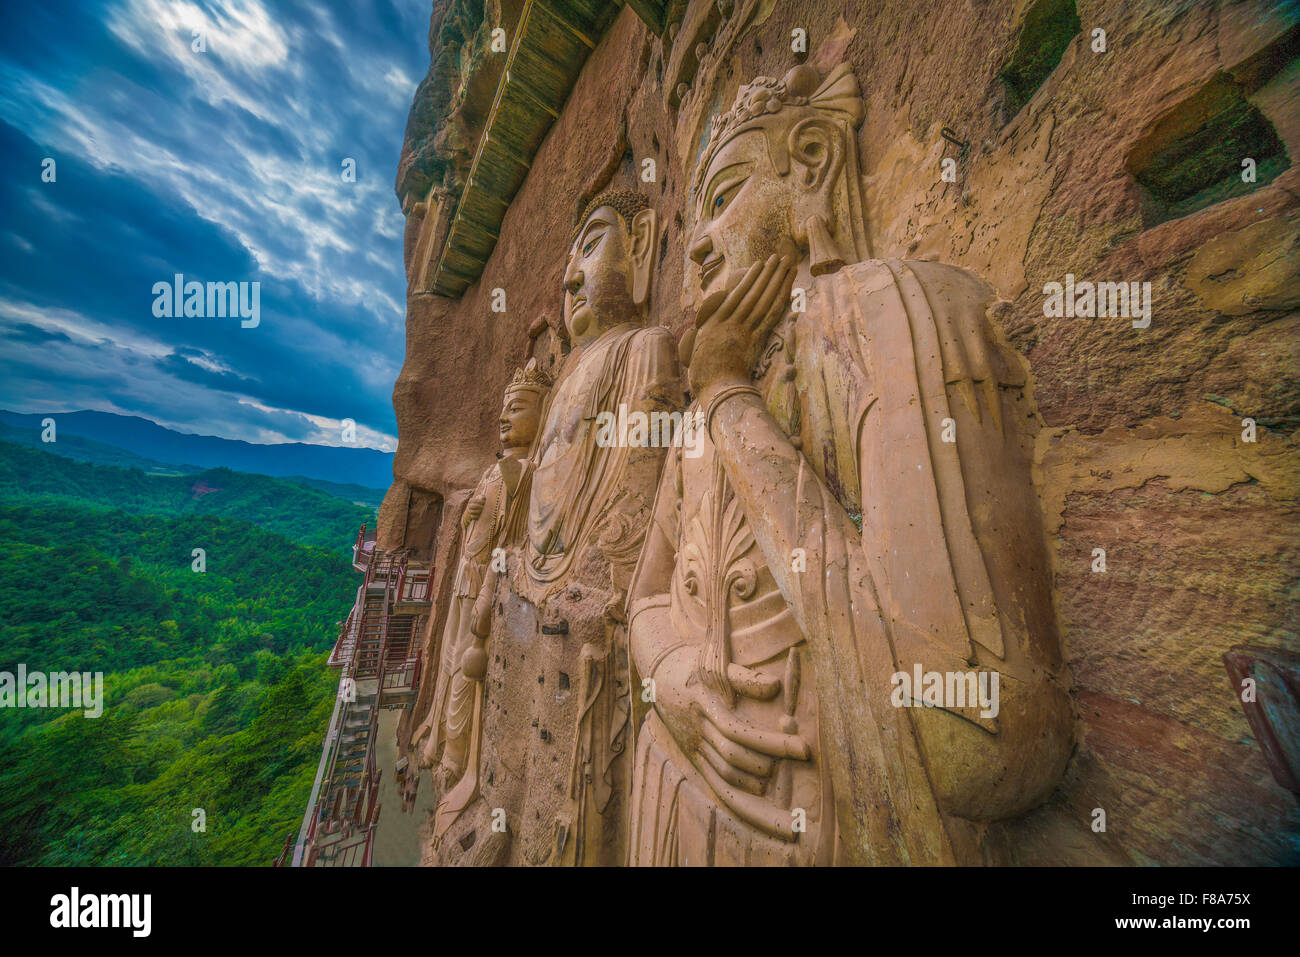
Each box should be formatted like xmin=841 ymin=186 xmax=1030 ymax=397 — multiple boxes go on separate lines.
xmin=746 ymin=257 xmax=796 ymax=333
xmin=694 ymin=286 xmax=729 ymax=327
xmin=700 ymin=260 xmax=762 ymax=328
xmin=698 ymin=738 xmax=767 ymax=794
xmin=733 ymin=254 xmax=780 ymax=324
xmin=726 ymin=662 xmax=781 ymax=700
xmin=702 ymin=717 xmax=775 ymax=777
xmin=748 ymin=292 xmax=786 ymax=345
xmin=703 ymin=704 xmax=810 ymax=760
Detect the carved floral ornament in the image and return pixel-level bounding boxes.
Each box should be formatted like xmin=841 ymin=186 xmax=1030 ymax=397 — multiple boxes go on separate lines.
xmin=693 ymin=63 xmax=866 ymax=197
xmin=504 ymin=357 xmax=553 ymax=398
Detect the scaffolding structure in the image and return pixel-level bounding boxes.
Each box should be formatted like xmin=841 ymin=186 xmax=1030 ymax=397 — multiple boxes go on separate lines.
xmin=282 ymin=524 xmax=432 ymax=867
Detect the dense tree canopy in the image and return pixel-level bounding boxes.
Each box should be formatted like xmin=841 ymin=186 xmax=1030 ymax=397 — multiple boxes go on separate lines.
xmin=0 ymin=439 xmax=375 ymax=552
xmin=0 ymin=443 xmax=368 ymax=865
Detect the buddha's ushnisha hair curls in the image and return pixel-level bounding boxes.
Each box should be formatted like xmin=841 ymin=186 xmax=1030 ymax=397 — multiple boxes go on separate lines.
xmin=570 ymin=189 xmax=651 ymax=244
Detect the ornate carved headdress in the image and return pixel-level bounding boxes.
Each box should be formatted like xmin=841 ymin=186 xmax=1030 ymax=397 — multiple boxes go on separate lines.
xmin=693 ymin=63 xmax=866 ymax=196
xmin=691 ymin=63 xmax=870 ymax=270
xmin=504 ymin=358 xmax=552 ymax=398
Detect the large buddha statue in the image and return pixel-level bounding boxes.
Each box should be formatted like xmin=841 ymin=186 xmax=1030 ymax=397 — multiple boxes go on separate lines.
xmin=626 ymin=64 xmax=1074 ymax=865
xmin=525 ymin=190 xmax=682 ymax=592
xmin=431 ymin=189 xmax=684 ymax=866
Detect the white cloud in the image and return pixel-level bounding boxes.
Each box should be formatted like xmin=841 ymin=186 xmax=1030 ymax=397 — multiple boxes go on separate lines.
xmin=0 ymin=297 xmax=173 ymax=359
xmin=236 ymin=398 xmax=397 ymax=451
xmin=0 ymin=0 xmax=423 ymax=448
xmin=0 ymin=298 xmax=395 ymax=449
xmin=107 ymin=0 xmax=291 ymax=121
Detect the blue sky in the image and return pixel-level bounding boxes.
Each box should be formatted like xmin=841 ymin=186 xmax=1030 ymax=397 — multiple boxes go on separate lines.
xmin=0 ymin=0 xmax=431 ymax=450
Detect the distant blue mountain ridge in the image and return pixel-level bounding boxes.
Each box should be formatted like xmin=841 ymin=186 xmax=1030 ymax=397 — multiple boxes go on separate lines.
xmin=0 ymin=409 xmax=394 ymax=489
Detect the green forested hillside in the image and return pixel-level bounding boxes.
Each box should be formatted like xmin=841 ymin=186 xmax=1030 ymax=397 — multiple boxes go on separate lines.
xmin=281 ymin=475 xmax=387 ymax=510
xmin=0 ymin=453 xmax=362 ymax=864
xmin=0 ymin=439 xmax=374 ymax=552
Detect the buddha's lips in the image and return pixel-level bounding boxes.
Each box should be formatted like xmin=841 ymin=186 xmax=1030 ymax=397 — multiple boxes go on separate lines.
xmin=699 ymin=257 xmax=723 ymax=286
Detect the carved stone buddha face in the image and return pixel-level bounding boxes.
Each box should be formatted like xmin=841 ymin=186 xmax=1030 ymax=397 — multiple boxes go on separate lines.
xmin=562 ymin=196 xmax=656 ymax=347
xmin=688 ymin=130 xmax=803 ymax=304
xmin=499 ymin=386 xmax=542 ymax=451
xmin=687 ymin=65 xmax=861 ymax=309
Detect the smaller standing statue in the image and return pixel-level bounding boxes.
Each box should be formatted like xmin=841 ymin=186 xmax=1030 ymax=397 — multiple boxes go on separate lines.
xmin=415 ymin=360 xmax=551 ymax=838
xmin=519 ymin=189 xmax=683 ymax=866
xmin=431 ymin=189 xmax=685 ymax=867
xmin=524 ymin=190 xmax=681 ymax=593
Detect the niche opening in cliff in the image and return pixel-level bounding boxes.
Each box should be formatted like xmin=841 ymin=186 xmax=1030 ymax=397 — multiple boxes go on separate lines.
xmin=401 ymin=487 xmax=443 ymax=560
xmin=1000 ymin=0 xmax=1080 ymax=118
xmin=1126 ymin=29 xmax=1296 ymax=229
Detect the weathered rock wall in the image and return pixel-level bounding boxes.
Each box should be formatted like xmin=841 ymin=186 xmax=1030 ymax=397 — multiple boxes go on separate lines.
xmin=387 ymin=0 xmax=1299 ymax=865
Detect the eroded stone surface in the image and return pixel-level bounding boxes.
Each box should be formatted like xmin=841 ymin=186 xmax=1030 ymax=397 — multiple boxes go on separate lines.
xmin=382 ymin=0 xmax=1300 ymax=866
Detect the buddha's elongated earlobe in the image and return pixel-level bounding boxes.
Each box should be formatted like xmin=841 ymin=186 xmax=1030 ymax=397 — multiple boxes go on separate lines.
xmin=787 ymin=115 xmax=850 ymax=275
xmin=805 ymin=213 xmax=844 ymax=276
xmin=629 ymin=208 xmax=657 ymax=312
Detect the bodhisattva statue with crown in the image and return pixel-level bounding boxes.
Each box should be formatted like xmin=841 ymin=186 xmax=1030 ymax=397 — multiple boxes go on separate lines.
xmin=412 ymin=360 xmax=549 ymax=840
xmin=437 ymin=190 xmax=684 ymax=866
xmin=625 ymin=63 xmax=1074 ymax=865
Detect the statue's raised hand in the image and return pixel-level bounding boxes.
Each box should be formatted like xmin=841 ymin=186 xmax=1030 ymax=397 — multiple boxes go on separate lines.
xmin=688 ymin=253 xmax=796 ymax=396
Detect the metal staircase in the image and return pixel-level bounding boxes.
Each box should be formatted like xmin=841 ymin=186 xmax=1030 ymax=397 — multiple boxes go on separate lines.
xmin=284 ymin=526 xmax=433 ymax=867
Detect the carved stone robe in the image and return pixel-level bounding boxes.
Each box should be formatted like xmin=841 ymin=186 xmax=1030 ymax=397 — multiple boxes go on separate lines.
xmin=424 ymin=456 xmax=509 ymax=776
xmin=436 ymin=320 xmax=683 ymax=867
xmin=627 ymin=260 xmax=1071 ymax=866
xmin=526 ymin=322 xmax=681 ymax=592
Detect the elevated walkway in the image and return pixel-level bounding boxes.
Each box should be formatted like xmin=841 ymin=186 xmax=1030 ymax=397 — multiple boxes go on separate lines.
xmin=282 ymin=526 xmax=433 ymax=867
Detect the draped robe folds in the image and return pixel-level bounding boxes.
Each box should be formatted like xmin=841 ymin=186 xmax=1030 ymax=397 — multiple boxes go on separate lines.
xmin=525 ymin=322 xmax=682 ymax=593
xmin=425 ymin=460 xmax=507 ymax=776
xmin=628 ymin=259 xmax=1064 ymax=865
xmin=497 ymin=320 xmax=681 ymax=865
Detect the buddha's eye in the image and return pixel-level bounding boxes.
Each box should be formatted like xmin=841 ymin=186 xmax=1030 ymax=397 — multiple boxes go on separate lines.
xmin=583 ymin=237 xmax=598 ymax=255
xmin=710 ymin=181 xmax=741 ymax=217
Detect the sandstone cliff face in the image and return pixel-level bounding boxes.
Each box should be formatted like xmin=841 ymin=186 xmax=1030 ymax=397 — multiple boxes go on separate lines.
xmin=386 ymin=0 xmax=1299 ymax=865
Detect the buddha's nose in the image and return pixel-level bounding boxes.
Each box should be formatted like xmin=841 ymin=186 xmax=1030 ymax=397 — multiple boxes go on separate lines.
xmin=563 ymin=259 xmax=582 ymax=294
xmin=689 ymin=231 xmax=713 ymax=266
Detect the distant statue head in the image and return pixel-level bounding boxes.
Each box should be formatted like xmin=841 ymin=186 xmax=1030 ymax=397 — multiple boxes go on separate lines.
xmin=688 ymin=63 xmax=868 ymax=307
xmin=499 ymin=359 xmax=551 ymax=451
xmin=562 ymin=188 xmax=658 ymax=346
